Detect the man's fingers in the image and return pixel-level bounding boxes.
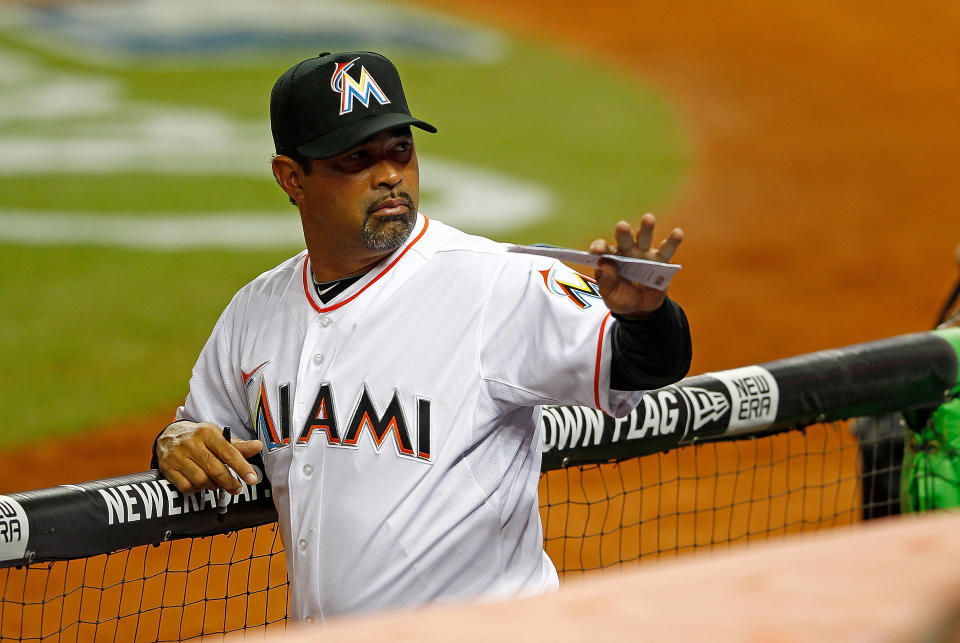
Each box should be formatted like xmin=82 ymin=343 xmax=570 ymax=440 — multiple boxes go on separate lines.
xmin=636 ymin=213 xmax=656 ymax=252
xmin=155 ymin=421 xmax=264 ymax=495
xmin=160 ymin=468 xmax=195 ymax=495
xmin=171 ymin=433 xmax=238 ymax=493
xmin=656 ymin=228 xmax=684 ymax=263
xmin=178 ymin=457 xmax=220 ymax=492
xmin=590 ymin=238 xmax=611 ymax=255
xmin=195 ymin=448 xmax=240 ymax=492
xmin=613 ymin=221 xmax=634 ymax=254
xmin=210 ymin=439 xmax=259 ymax=490
xmin=606 ymin=215 xmax=659 ymax=259
xmin=235 ymin=438 xmax=265 ymax=459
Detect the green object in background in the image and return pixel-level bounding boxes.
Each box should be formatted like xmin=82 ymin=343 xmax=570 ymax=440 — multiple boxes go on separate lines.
xmin=902 ymin=328 xmax=960 ymax=512
xmin=901 ymin=395 xmax=960 ymax=512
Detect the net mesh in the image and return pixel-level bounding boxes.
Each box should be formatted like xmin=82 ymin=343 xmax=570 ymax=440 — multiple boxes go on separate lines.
xmin=1 ymin=524 xmax=287 ymax=642
xmin=0 ymin=419 xmax=901 ymax=641
xmin=539 ymin=420 xmax=872 ymax=573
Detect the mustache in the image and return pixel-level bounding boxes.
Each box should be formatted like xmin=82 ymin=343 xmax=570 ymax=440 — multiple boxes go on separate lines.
xmin=366 ymin=192 xmax=416 ymax=218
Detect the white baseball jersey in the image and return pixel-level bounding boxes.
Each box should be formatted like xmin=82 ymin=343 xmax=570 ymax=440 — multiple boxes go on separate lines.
xmin=177 ymin=213 xmax=644 ymax=622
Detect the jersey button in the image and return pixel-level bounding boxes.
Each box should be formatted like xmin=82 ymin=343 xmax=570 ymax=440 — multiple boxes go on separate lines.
xmin=319 ymin=317 xmax=333 ymax=328
xmin=312 ymin=353 xmax=324 ymax=366
xmin=304 ymin=617 xmax=313 ymax=625
xmin=302 ymin=464 xmax=313 ymax=477
xmin=298 ymin=538 xmax=308 ymax=551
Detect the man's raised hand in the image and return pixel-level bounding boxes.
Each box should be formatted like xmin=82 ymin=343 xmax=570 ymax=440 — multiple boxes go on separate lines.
xmin=589 ymin=213 xmax=683 ymax=317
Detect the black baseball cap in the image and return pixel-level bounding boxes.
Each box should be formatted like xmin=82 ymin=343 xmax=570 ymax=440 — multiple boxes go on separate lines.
xmin=270 ymin=51 xmax=437 ymax=159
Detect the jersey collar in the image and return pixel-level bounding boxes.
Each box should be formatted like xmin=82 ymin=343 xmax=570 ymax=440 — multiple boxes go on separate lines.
xmin=302 ymin=213 xmax=430 ymax=314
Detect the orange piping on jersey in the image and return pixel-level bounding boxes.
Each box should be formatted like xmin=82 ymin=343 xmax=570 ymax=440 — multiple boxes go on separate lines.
xmin=594 ymin=312 xmax=612 ymax=413
xmin=302 ymin=215 xmax=431 ymax=314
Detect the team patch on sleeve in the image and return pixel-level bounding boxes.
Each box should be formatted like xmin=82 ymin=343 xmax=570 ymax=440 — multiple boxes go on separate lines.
xmin=538 ymin=265 xmax=603 ymax=310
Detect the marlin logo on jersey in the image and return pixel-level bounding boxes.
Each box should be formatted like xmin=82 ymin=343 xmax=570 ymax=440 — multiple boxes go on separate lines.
xmin=242 ymin=361 xmax=269 ymax=390
xmin=251 ymin=379 xmax=432 ymax=461
xmin=538 ymin=266 xmax=603 ymax=310
xmin=330 ymin=58 xmax=390 ymax=116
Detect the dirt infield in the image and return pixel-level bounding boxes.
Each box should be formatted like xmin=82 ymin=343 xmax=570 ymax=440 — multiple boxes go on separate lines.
xmin=3 ymin=0 xmax=956 ymax=492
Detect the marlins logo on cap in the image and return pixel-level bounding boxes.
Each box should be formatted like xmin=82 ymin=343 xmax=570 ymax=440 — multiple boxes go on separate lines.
xmin=270 ymin=51 xmax=437 ymax=159
xmin=331 ymin=58 xmax=391 ymax=116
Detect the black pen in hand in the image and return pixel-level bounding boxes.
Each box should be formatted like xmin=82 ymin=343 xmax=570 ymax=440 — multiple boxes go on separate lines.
xmin=217 ymin=426 xmax=232 ymax=521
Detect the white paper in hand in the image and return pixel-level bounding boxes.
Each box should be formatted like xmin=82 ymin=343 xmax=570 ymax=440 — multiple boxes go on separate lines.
xmin=506 ymin=244 xmax=681 ymax=291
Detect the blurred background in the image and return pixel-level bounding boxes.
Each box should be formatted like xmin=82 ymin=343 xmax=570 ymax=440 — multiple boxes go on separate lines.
xmin=0 ymin=0 xmax=684 ymax=452
xmin=0 ymin=0 xmax=958 ymax=485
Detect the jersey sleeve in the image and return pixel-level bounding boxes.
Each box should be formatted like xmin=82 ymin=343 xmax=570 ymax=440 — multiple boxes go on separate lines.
xmin=478 ymin=255 xmax=644 ymax=417
xmin=175 ymin=290 xmax=255 ymax=441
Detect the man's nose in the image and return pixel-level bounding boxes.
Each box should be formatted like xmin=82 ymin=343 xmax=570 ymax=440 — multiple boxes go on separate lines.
xmin=372 ymin=160 xmax=403 ymax=190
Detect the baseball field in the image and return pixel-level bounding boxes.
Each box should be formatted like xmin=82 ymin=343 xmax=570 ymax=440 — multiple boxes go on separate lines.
xmin=1 ymin=0 xmax=959 ymax=624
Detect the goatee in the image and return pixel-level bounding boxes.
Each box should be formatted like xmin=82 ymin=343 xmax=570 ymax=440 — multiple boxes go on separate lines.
xmin=361 ymin=193 xmax=417 ymax=251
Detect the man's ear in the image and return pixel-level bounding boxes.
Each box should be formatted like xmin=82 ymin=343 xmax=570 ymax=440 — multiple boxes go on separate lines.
xmin=272 ymin=155 xmax=305 ymax=205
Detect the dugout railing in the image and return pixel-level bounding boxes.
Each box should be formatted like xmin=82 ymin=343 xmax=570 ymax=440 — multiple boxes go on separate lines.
xmin=2 ymin=328 xmax=959 ymax=641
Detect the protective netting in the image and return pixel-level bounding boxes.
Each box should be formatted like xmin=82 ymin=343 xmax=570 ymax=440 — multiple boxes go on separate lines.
xmin=539 ymin=420 xmax=874 ymax=574
xmin=1 ymin=524 xmax=287 ymax=642
xmin=1 ymin=419 xmax=903 ymax=642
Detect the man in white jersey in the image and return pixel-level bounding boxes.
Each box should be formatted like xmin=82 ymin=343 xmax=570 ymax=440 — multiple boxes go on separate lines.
xmin=154 ymin=51 xmax=692 ymax=622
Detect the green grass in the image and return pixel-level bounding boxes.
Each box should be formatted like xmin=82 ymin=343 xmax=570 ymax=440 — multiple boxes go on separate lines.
xmin=0 ymin=245 xmax=294 ymax=444
xmin=0 ymin=175 xmax=281 ymax=214
xmin=0 ymin=31 xmax=687 ymax=447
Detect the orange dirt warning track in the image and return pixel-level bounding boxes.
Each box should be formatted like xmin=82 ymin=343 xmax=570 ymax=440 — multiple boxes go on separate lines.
xmin=2 ymin=0 xmax=957 ymax=492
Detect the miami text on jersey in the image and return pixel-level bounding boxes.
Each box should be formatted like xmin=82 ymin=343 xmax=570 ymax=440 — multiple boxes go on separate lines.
xmin=538 ymin=266 xmax=603 ymax=310
xmin=251 ymin=379 xmax=432 ymax=462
